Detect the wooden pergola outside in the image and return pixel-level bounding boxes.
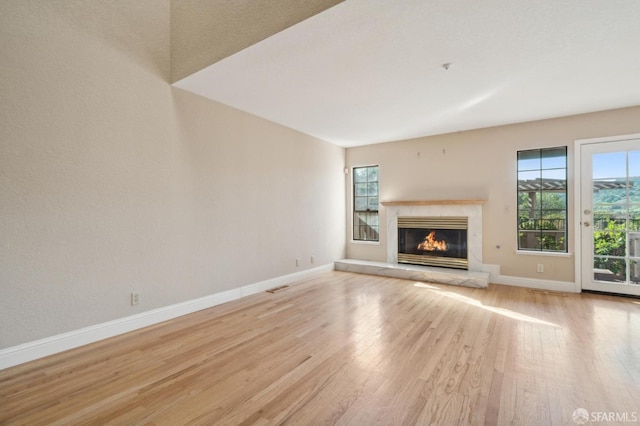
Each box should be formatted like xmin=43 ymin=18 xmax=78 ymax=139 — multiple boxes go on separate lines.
xmin=518 ymin=178 xmax=630 ymax=250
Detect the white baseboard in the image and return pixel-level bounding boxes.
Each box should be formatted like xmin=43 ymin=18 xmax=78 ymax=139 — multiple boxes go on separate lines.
xmin=0 ymin=264 xmax=334 ymax=370
xmin=492 ymin=274 xmax=579 ymax=293
xmin=483 ymin=263 xmax=579 ymax=293
xmin=240 ymin=263 xmax=334 ymax=296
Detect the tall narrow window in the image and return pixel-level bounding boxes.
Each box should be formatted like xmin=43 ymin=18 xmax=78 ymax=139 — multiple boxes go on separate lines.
xmin=353 ymin=165 xmax=379 ymax=241
xmin=517 ymin=147 xmax=568 ymax=252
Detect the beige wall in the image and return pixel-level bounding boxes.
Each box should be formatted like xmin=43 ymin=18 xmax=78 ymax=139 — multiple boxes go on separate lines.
xmin=0 ymin=0 xmax=345 ymax=348
xmin=346 ymin=106 xmax=640 ymax=282
xmin=170 ymin=0 xmax=343 ymax=82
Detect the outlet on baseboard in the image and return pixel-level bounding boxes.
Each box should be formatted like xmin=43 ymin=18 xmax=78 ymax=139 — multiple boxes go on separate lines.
xmin=536 ymin=264 xmax=544 ymax=273
xmin=131 ymin=292 xmax=140 ymax=305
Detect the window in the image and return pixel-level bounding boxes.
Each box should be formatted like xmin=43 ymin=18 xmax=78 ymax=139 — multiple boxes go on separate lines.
xmin=353 ymin=165 xmax=379 ymax=241
xmin=517 ymin=147 xmax=568 ymax=252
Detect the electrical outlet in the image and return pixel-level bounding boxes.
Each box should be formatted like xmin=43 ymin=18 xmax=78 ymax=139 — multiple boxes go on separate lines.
xmin=295 ymin=258 xmax=299 ymax=267
xmin=311 ymin=255 xmax=315 ymax=264
xmin=131 ymin=292 xmax=140 ymax=305
xmin=536 ymin=264 xmax=544 ymax=273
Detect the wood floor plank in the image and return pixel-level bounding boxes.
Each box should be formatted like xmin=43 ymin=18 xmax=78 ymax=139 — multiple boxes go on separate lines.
xmin=1 ymin=271 xmax=639 ymax=425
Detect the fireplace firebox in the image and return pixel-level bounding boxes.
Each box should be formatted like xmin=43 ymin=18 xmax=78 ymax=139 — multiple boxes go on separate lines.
xmin=397 ymin=216 xmax=468 ymax=270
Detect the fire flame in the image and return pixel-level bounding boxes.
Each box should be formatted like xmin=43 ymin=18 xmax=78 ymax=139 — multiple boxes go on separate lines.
xmin=417 ymin=231 xmax=448 ymax=252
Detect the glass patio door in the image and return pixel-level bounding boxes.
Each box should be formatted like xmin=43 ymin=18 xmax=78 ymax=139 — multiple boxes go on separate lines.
xmin=580 ymin=138 xmax=640 ymax=296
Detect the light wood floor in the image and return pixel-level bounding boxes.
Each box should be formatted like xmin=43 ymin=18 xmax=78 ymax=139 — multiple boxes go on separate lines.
xmin=1 ymin=271 xmax=639 ymax=425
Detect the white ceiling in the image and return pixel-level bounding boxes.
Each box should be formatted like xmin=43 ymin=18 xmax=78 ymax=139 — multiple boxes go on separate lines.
xmin=173 ymin=0 xmax=640 ymax=148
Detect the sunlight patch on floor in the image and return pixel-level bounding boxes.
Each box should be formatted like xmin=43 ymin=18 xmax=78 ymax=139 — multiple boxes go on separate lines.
xmin=413 ymin=282 xmax=559 ymax=327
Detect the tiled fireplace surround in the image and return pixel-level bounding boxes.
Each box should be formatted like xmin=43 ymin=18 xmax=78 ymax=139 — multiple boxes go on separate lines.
xmin=387 ymin=203 xmax=482 ymax=270
xmin=336 ymin=201 xmax=490 ymax=288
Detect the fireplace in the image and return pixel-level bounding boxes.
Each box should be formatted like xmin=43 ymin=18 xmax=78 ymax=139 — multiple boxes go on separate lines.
xmin=384 ymin=200 xmax=483 ymax=272
xmin=397 ymin=216 xmax=468 ymax=270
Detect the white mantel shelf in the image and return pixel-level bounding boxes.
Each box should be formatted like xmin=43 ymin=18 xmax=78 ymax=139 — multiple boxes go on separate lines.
xmin=380 ymin=200 xmax=487 ymax=206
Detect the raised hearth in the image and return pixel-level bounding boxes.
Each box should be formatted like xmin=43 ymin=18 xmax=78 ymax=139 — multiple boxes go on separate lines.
xmin=334 ymin=259 xmax=489 ymax=288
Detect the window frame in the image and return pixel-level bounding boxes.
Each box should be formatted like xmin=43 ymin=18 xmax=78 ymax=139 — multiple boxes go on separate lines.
xmin=352 ymin=165 xmax=380 ymax=242
xmin=517 ymin=146 xmax=568 ymax=253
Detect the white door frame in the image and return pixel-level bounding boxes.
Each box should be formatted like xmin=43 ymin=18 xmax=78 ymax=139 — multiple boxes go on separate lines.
xmin=574 ymin=133 xmax=640 ymax=292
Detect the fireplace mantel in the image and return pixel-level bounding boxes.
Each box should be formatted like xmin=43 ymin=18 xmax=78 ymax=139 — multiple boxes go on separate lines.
xmin=338 ymin=201 xmax=488 ymax=288
xmin=381 ymin=200 xmax=486 ymax=206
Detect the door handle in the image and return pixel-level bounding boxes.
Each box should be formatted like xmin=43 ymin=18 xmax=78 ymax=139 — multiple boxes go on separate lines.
xmin=584 ymin=221 xmax=591 ymax=227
